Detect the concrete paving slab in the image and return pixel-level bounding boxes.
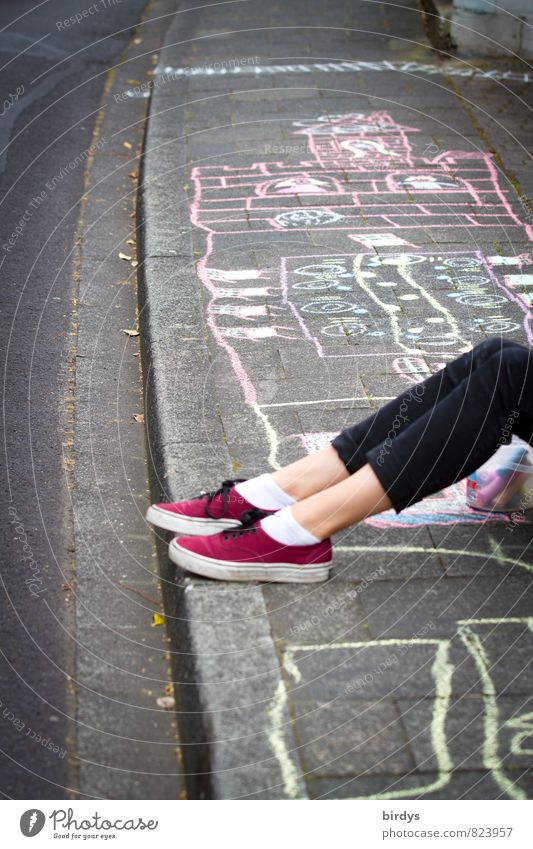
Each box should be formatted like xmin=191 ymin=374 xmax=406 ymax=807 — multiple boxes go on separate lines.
xmin=295 ymin=698 xmax=416 ymax=777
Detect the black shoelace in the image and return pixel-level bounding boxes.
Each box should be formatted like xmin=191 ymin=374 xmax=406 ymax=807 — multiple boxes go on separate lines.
xmin=223 ymin=507 xmax=271 ymax=540
xmin=195 ymin=478 xmax=246 ymax=519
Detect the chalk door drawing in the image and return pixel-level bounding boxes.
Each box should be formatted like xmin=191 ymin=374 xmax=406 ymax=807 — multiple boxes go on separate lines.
xmin=189 ymin=112 xmax=533 ymax=527
xmin=269 ymin=617 xmax=533 ymax=800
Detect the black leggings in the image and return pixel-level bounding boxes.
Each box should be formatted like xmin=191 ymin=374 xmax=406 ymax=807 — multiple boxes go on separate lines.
xmin=331 ymin=338 xmax=533 ymax=513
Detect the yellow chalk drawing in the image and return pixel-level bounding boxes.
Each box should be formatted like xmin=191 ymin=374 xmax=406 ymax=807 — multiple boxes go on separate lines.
xmin=252 ymin=401 xmax=281 ymax=470
xmin=488 ymin=534 xmax=508 ymax=569
xmin=270 ymin=617 xmax=533 ymax=799
xmin=282 ymin=637 xmax=453 ymax=799
xmin=335 ymin=544 xmax=533 ymax=575
xmin=458 ymin=625 xmax=527 ymax=800
xmin=283 ymin=648 xmax=303 ymax=684
xmin=352 ymin=254 xmax=468 ymax=354
xmin=267 ymin=679 xmax=304 ymax=799
xmin=505 ymin=711 xmax=533 ymax=756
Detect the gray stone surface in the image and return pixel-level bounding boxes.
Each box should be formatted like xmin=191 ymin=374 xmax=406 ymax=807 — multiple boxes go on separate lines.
xmin=73 ymin=1 xmax=184 ymax=799
xmin=184 ymin=585 xmax=307 ymax=799
xmin=295 ymin=698 xmax=416 ymax=777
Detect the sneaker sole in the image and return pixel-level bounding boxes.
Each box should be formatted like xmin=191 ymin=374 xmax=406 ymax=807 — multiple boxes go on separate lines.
xmin=146 ymin=505 xmax=241 ymax=536
xmin=169 ymin=540 xmax=331 ymax=583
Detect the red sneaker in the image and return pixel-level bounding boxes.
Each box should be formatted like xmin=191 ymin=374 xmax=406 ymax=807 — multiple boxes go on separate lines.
xmin=146 ymin=479 xmax=265 ymax=535
xmin=168 ymin=521 xmax=332 ymax=583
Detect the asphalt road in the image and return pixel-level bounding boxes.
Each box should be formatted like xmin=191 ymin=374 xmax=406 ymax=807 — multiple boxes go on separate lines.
xmin=0 ymin=0 xmax=146 ymax=799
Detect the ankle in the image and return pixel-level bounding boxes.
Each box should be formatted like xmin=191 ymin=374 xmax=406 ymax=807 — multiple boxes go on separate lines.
xmin=235 ymin=474 xmax=295 ymax=511
xmin=270 ymin=474 xmax=301 ymax=501
xmin=261 ymin=507 xmax=322 ymax=547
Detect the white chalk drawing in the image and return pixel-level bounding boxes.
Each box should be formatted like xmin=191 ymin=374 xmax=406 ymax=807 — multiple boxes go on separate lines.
xmin=274 ymin=209 xmax=344 ymax=228
xmin=156 ymin=60 xmax=533 ymax=84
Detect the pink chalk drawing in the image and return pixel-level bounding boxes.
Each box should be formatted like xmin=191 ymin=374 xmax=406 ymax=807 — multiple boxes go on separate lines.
xmin=188 ymin=112 xmax=533 ymax=527
xmin=366 ymin=480 xmax=516 ymax=528
xmin=294 ymin=432 xmax=339 ymax=455
xmin=192 ymin=111 xmax=533 ymax=239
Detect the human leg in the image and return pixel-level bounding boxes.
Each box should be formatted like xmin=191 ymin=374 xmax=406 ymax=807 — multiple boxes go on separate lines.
xmin=264 ymin=341 xmax=533 ymax=540
xmin=332 ymin=337 xmax=522 ymax=474
xmin=270 ymin=443 xmax=349 ymax=499
xmin=168 ymin=340 xmax=533 ymax=580
xmin=240 ymin=338 xmax=526 ymax=504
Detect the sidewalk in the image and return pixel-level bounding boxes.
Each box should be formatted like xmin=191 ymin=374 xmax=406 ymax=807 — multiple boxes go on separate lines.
xmin=139 ymin=0 xmax=533 ymax=799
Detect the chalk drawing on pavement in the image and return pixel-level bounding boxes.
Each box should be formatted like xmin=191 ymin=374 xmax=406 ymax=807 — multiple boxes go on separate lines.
xmin=269 ymin=617 xmax=533 ymax=799
xmin=154 ymin=60 xmax=533 ymax=85
xmin=190 ymin=112 xmax=533 ymax=520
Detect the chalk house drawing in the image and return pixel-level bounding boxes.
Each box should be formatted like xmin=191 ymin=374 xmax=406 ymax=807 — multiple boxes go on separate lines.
xmin=269 ymin=617 xmax=533 ymax=800
xmin=189 ymin=112 xmax=533 ymax=527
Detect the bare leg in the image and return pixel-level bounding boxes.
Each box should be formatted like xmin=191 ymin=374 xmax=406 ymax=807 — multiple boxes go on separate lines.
xmin=292 ymin=463 xmax=392 ymax=539
xmin=271 ymin=444 xmax=349 ymax=500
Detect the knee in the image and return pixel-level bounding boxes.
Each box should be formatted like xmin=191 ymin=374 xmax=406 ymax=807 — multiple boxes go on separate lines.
xmin=500 ymin=342 xmax=531 ymax=374
xmin=474 ymin=336 xmax=522 ymax=361
xmin=483 ymin=341 xmax=532 ymax=395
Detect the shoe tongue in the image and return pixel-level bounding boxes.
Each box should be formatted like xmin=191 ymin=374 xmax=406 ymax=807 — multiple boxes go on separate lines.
xmin=239 ymin=507 xmax=271 ymax=528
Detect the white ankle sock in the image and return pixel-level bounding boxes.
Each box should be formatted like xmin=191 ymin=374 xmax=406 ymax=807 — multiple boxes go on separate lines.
xmin=235 ymin=473 xmax=295 ymax=511
xmin=261 ymin=507 xmax=320 ymax=546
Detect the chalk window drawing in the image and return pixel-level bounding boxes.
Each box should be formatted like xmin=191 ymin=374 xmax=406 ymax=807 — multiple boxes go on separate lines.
xmin=394 ymin=173 xmax=462 ymax=191
xmin=256 ymin=175 xmax=342 ymax=196
xmin=274 ymin=209 xmax=344 ymax=228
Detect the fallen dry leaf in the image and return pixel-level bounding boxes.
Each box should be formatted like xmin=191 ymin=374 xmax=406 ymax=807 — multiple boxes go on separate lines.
xmin=156 ymin=696 xmax=175 ymax=710
xmin=133 ymin=38 xmax=142 ymax=45
xmin=164 ymin=683 xmax=174 ymax=696
xmin=132 ymin=413 xmax=145 ymax=423
xmin=126 ymin=239 xmax=135 ymax=245
xmin=128 ymin=171 xmax=139 ymax=179
xmin=118 ymin=252 xmax=132 ymax=261
xmin=123 ymin=141 xmax=133 ymax=150
xmin=121 ymin=328 xmax=139 ymax=337
xmin=151 ymin=612 xmax=165 ymax=627
xmin=131 ymin=260 xmax=139 ymax=268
